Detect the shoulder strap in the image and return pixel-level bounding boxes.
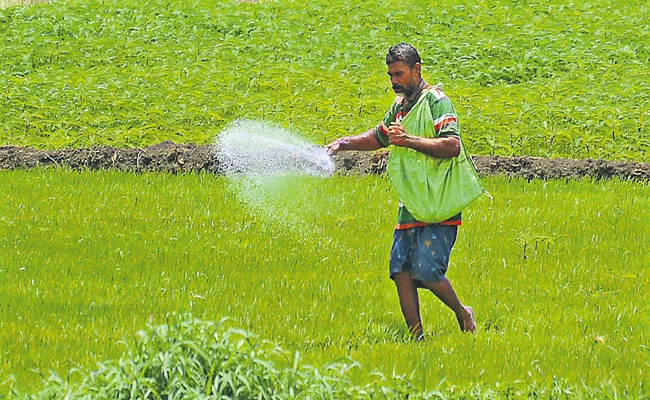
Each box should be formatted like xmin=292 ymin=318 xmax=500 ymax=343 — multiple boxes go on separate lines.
xmin=410 ymin=85 xmax=435 ymax=108
xmin=426 ymin=82 xmax=446 ymax=101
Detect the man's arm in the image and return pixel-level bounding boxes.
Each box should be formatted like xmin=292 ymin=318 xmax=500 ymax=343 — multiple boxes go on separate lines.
xmin=387 ymin=122 xmax=460 ymax=158
xmin=326 ymin=129 xmax=383 ymax=155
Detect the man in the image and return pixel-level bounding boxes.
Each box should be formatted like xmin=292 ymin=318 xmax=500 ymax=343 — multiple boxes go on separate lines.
xmin=326 ymin=43 xmax=476 ymax=340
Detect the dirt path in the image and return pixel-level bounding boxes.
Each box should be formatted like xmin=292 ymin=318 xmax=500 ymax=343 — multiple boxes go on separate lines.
xmin=1 ymin=141 xmax=649 ymax=181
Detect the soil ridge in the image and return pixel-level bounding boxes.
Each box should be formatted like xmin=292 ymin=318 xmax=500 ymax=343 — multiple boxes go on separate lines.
xmin=1 ymin=142 xmax=649 ymax=181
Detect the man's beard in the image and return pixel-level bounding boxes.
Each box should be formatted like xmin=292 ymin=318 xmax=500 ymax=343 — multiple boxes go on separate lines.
xmin=392 ymin=82 xmax=416 ymax=97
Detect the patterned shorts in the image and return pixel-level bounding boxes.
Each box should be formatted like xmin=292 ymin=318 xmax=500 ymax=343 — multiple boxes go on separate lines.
xmin=389 ymin=225 xmax=458 ymax=283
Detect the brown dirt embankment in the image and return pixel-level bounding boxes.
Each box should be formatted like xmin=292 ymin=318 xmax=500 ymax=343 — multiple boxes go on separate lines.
xmin=1 ymin=141 xmax=649 ymax=181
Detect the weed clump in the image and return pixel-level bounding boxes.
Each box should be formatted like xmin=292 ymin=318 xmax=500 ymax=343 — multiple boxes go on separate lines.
xmin=5 ymin=315 xmax=411 ymax=399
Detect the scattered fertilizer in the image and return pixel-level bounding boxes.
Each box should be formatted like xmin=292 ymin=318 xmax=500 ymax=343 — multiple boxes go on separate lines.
xmin=214 ymin=119 xmax=335 ymax=232
xmin=215 ymin=119 xmax=334 ymax=178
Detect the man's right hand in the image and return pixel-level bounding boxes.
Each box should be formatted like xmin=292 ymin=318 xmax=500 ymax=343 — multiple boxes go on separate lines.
xmin=325 ymin=129 xmax=384 ymax=155
xmin=325 ymin=137 xmax=350 ymax=156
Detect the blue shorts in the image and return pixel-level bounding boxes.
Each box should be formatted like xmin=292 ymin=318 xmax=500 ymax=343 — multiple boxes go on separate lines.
xmin=389 ymin=225 xmax=458 ymax=284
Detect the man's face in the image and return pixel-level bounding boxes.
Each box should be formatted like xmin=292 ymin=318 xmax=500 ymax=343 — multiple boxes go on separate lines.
xmin=387 ymin=61 xmax=421 ymax=97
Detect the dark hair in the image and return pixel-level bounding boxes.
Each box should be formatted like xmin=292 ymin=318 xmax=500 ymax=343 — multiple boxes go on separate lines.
xmin=385 ymin=43 xmax=421 ymax=68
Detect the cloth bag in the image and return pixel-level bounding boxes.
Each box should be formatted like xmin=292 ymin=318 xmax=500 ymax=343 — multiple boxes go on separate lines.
xmin=387 ymin=87 xmax=484 ymax=223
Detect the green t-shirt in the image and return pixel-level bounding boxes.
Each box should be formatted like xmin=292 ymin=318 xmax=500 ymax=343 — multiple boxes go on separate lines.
xmin=374 ymin=81 xmax=462 ymax=228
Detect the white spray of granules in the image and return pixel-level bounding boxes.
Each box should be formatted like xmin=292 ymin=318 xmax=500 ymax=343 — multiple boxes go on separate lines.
xmin=214 ymin=119 xmax=335 ymax=233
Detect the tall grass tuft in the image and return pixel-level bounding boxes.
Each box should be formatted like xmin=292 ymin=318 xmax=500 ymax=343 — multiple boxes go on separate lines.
xmin=5 ymin=315 xmax=367 ymax=399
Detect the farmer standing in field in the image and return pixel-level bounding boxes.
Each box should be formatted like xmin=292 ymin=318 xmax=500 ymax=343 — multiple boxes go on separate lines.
xmin=326 ymin=43 xmax=482 ymax=340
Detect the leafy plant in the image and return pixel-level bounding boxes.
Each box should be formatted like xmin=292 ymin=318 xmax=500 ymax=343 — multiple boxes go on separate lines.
xmin=0 ymin=0 xmax=648 ymax=160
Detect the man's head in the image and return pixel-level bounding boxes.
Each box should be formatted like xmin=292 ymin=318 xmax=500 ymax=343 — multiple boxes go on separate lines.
xmin=385 ymin=43 xmax=422 ymax=97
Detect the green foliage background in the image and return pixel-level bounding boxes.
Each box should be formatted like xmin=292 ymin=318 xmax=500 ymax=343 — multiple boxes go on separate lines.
xmin=1 ymin=0 xmax=649 ymax=160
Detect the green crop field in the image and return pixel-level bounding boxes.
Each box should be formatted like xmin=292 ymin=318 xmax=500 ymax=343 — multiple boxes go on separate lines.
xmin=1 ymin=0 xmax=649 ymax=160
xmin=0 ymin=170 xmax=649 ymax=398
xmin=0 ymin=0 xmax=47 ymax=8
xmin=1 ymin=0 xmax=650 ymax=398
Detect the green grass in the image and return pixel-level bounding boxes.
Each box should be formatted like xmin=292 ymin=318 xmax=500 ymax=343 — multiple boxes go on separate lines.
xmin=1 ymin=0 xmax=649 ymax=160
xmin=0 ymin=0 xmax=48 ymax=8
xmin=0 ymin=169 xmax=648 ymax=396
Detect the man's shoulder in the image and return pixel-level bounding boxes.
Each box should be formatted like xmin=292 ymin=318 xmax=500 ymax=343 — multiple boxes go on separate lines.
xmin=425 ymin=86 xmax=448 ymax=102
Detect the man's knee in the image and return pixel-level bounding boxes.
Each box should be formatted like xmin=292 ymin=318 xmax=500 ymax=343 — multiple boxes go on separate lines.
xmin=393 ymin=272 xmax=427 ymax=290
xmin=421 ymin=277 xmax=449 ymax=291
xmin=391 ymin=271 xmax=410 ymax=282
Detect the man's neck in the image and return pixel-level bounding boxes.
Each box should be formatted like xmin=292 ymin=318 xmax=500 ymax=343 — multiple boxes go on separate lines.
xmin=403 ymin=78 xmax=428 ymax=104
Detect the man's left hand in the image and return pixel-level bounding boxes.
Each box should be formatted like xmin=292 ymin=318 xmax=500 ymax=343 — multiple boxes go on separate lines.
xmin=387 ymin=122 xmax=461 ymax=158
xmin=387 ymin=122 xmax=412 ymax=147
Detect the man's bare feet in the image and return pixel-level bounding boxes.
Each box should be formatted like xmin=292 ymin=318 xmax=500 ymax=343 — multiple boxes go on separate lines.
xmin=458 ymin=306 xmax=476 ymax=333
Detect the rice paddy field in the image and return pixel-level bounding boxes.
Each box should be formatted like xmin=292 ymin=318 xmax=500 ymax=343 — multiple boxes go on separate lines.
xmin=0 ymin=171 xmax=648 ymax=398
xmin=1 ymin=0 xmax=649 ymax=398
